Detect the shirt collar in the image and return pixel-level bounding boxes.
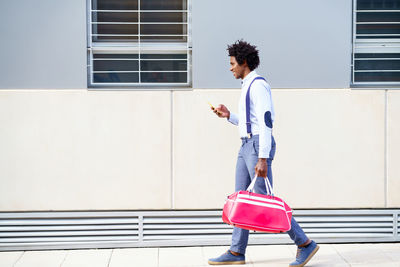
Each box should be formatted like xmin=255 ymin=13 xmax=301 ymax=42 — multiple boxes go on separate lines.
xmin=241 ymin=70 xmax=258 ymax=86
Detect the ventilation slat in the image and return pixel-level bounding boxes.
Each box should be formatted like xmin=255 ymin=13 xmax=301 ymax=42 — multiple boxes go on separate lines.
xmin=0 ymin=236 xmax=139 ymax=243
xmin=143 ymin=224 xmax=230 ymax=229
xmin=0 ymin=218 xmax=139 ymax=225
xmin=144 ymin=229 xmax=233 ymax=235
xmin=0 ymin=212 xmax=140 ymax=219
xmin=143 ymin=234 xmax=233 ymax=240
xmin=299 ymin=222 xmax=392 ymax=228
xmin=143 ymin=217 xmax=221 ymax=224
xmin=298 ymin=233 xmax=394 ymax=238
xmin=294 ymin=216 xmax=393 ymax=222
xmin=252 ymin=232 xmax=392 ymax=237
xmin=142 ymin=233 xmax=394 ymax=240
xmin=0 ymin=225 xmax=138 ymax=231
xmin=0 ymin=230 xmax=139 ymax=237
xmin=293 ymin=210 xmax=394 ymax=215
xmin=296 ymin=228 xmax=393 ymax=233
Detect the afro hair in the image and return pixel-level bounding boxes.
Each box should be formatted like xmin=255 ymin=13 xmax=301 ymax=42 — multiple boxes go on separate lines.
xmin=227 ymin=40 xmax=260 ymax=71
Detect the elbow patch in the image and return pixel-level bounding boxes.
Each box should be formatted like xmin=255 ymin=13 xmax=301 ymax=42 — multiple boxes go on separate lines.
xmin=264 ymin=111 xmax=273 ymax=128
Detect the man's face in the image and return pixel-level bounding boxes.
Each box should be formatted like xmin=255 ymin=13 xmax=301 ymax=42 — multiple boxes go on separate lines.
xmin=230 ymin=56 xmax=246 ymax=79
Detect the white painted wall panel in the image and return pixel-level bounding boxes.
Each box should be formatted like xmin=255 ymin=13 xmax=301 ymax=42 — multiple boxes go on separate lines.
xmin=0 ymin=91 xmax=171 ymax=210
xmin=173 ymin=89 xmax=386 ymax=209
xmin=272 ymin=89 xmax=385 ymax=208
xmin=172 ymin=90 xmax=240 ymax=209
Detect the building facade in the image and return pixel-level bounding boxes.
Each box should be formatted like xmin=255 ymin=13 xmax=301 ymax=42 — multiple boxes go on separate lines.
xmin=0 ymin=0 xmax=399 ymax=250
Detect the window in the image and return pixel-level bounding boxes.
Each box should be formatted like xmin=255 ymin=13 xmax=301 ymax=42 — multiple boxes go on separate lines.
xmin=352 ymin=0 xmax=400 ymax=87
xmin=87 ymin=0 xmax=191 ymax=88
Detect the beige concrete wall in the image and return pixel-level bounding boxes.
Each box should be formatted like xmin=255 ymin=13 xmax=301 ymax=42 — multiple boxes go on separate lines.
xmin=387 ymin=90 xmax=400 ymax=207
xmin=172 ymin=90 xmax=240 ymax=209
xmin=272 ymin=90 xmax=385 ymax=208
xmin=173 ymin=89 xmax=386 ymax=209
xmin=0 ymin=88 xmax=396 ymax=211
xmin=0 ymin=90 xmax=171 ymax=210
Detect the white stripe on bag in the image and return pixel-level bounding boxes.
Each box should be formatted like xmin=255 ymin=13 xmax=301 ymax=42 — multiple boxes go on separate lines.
xmin=237 ymin=194 xmax=285 ymax=207
xmin=235 ymin=198 xmax=287 ymax=211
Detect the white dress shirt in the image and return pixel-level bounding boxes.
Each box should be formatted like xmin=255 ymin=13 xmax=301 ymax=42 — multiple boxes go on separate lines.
xmin=228 ymin=71 xmax=275 ymax=158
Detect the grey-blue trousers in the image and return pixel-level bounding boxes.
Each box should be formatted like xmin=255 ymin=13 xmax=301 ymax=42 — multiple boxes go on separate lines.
xmin=230 ymin=135 xmax=309 ymax=255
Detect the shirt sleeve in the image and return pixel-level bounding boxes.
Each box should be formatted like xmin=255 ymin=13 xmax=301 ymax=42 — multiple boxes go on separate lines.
xmin=227 ymin=112 xmax=239 ymax=126
xmin=251 ymin=80 xmax=273 ymax=158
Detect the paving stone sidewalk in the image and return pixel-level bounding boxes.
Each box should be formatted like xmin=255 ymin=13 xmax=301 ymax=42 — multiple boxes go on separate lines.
xmin=0 ymin=243 xmax=399 ymax=267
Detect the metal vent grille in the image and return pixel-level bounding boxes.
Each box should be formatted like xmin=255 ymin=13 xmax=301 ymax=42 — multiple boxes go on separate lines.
xmin=0 ymin=210 xmax=399 ymax=251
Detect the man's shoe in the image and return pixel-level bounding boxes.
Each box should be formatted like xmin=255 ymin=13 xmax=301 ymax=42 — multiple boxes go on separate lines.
xmin=289 ymin=240 xmax=319 ymax=267
xmin=208 ymin=250 xmax=245 ymax=265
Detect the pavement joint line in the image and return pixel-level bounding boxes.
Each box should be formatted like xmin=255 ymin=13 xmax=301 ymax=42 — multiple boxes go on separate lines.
xmin=157 ymin=247 xmax=160 ymax=267
xmin=107 ymin=249 xmax=114 ymax=267
xmin=59 ymin=250 xmax=68 ymax=267
xmin=13 ymin=251 xmax=25 ymax=267
xmin=332 ymin=244 xmax=351 ymax=266
xmin=200 ymin=246 xmax=206 ymax=264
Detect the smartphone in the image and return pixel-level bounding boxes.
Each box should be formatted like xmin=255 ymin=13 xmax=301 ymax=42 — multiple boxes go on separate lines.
xmin=208 ymin=102 xmax=221 ymax=115
xmin=208 ymin=102 xmax=216 ymax=110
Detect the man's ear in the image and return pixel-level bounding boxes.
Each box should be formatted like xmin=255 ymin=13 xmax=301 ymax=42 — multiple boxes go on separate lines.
xmin=242 ymin=60 xmax=250 ymax=70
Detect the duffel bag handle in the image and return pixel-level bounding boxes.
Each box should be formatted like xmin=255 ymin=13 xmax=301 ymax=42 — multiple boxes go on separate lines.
xmin=246 ymin=175 xmax=274 ymax=196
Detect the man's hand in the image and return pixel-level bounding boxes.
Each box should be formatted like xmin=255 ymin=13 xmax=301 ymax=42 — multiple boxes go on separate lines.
xmin=213 ymin=104 xmax=230 ymax=119
xmin=255 ymin=158 xmax=268 ymax=178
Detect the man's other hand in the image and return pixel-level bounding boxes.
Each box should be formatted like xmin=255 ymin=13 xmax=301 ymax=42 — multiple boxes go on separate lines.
xmin=255 ymin=158 xmax=268 ymax=178
xmin=214 ymin=104 xmax=230 ymax=118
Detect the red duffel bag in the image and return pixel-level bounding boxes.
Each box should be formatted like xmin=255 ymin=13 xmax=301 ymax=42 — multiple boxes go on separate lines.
xmin=222 ymin=176 xmax=292 ymax=233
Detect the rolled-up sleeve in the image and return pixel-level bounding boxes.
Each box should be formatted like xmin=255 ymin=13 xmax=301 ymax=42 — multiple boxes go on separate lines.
xmin=251 ymin=81 xmax=273 ymax=158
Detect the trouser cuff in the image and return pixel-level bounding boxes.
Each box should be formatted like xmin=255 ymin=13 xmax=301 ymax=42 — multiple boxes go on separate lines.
xmin=294 ymin=236 xmax=310 ymax=247
xmin=230 ymin=245 xmax=246 ymax=255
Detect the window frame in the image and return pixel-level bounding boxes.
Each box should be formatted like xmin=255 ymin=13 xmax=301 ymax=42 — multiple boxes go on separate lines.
xmin=86 ymin=0 xmax=192 ymax=90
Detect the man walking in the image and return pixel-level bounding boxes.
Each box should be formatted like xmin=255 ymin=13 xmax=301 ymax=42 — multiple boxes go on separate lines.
xmin=208 ymin=40 xmax=319 ymax=267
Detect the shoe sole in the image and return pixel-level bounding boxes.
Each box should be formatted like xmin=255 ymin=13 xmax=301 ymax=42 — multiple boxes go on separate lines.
xmin=208 ymin=260 xmax=246 ymax=265
xmin=290 ymin=245 xmax=319 ymax=267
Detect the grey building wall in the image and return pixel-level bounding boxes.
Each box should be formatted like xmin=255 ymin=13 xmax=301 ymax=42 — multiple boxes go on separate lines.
xmin=192 ymin=0 xmax=352 ymax=89
xmin=0 ymin=0 xmax=352 ymax=89
xmin=0 ymin=0 xmax=87 ymax=89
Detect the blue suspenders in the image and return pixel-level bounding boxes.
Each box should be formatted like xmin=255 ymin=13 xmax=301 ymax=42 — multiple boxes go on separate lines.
xmin=245 ymin=77 xmax=267 ymax=138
